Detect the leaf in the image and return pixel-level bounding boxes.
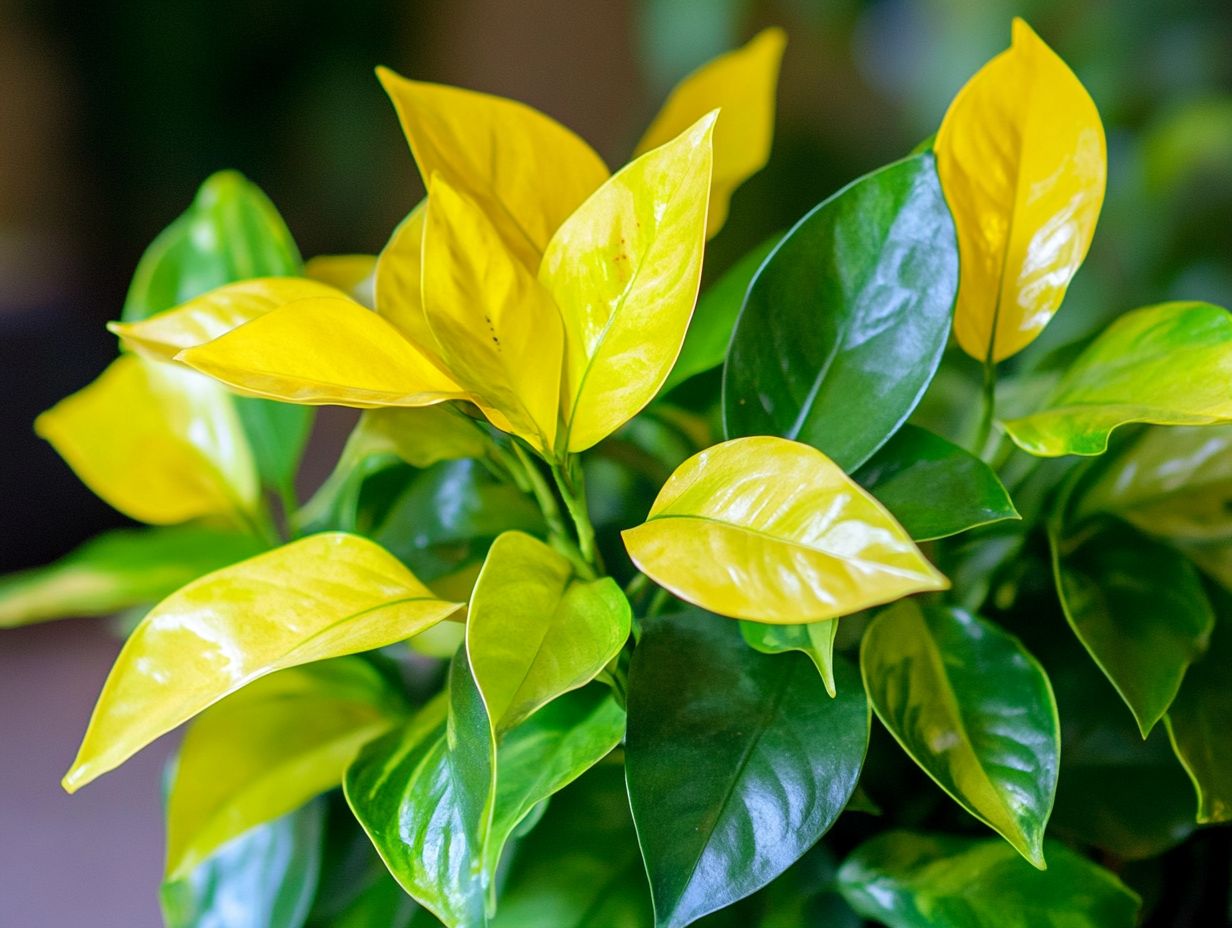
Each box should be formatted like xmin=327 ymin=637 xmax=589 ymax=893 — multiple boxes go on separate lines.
xmin=935 ymin=18 xmax=1106 ymax=363
xmin=722 ymin=154 xmax=958 ymax=471
xmin=63 ymin=532 xmax=461 ymax=792
xmin=636 ymin=28 xmax=786 ymax=237
xmin=0 ymin=525 xmax=263 ymax=628
xmin=542 ymin=113 xmax=715 ymax=452
xmin=860 ymin=602 xmax=1059 ymax=868
xmin=35 ymin=355 xmax=259 ymax=525
xmin=1050 ymin=517 xmax=1214 ymax=736
xmin=1003 ymin=302 xmax=1232 ymax=456
xmin=377 ymin=68 xmax=609 ymax=269
xmin=625 ymin=609 xmax=869 ymax=928
xmin=854 ymin=425 xmax=1019 ymax=541
xmin=304 ymin=254 xmax=378 ymax=307
xmin=622 ymin=436 xmax=947 ymax=623
xmin=374 ymin=203 xmax=449 ymax=371
xmin=836 ymin=831 xmax=1140 ymax=928
xmin=422 ymin=176 xmax=564 ymax=454
xmin=740 ymin=618 xmax=839 ymax=697
xmin=161 ymin=800 xmax=325 ymax=928
xmin=467 ymin=531 xmax=630 ymax=734
xmin=165 ymin=658 xmax=407 ymax=879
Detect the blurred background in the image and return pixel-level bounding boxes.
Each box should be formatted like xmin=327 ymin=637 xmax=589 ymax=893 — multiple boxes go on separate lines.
xmin=1 ymin=0 xmax=1229 ymax=923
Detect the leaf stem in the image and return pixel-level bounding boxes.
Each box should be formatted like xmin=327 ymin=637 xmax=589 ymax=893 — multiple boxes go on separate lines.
xmin=550 ymin=457 xmax=603 ymax=575
xmin=512 ymin=443 xmax=593 ymax=578
xmin=973 ymin=355 xmax=998 ymax=459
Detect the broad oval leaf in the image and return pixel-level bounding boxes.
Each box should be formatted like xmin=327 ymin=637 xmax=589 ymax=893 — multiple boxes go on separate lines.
xmin=304 ymin=254 xmax=377 ymax=307
xmin=541 ymin=112 xmax=715 ymax=452
xmin=635 ymin=27 xmax=785 ymax=237
xmin=63 ymin=532 xmax=460 ymax=792
xmin=622 ymin=436 xmax=947 ymax=623
xmin=861 ymin=603 xmax=1059 ymax=868
xmin=467 ymin=531 xmax=630 ymax=734
xmin=374 ymin=203 xmax=447 ymax=369
xmin=1004 ymin=302 xmax=1232 ymax=456
xmin=626 ymin=609 xmax=869 ymax=928
xmin=723 ymin=154 xmax=958 ymax=471
xmin=935 ymin=18 xmax=1106 ymax=363
xmin=836 ymin=831 xmax=1140 ymax=928
xmin=740 ymin=618 xmax=839 ymax=697
xmin=36 ymin=355 xmax=259 ymax=525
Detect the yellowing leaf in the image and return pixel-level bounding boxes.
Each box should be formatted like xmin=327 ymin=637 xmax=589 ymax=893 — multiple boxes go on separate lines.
xmin=62 ymin=532 xmax=461 ymax=793
xmin=622 ymin=436 xmax=947 ymax=623
xmin=36 ymin=355 xmax=258 ymax=525
xmin=422 ymin=176 xmax=564 ymax=455
xmin=374 ymin=204 xmax=446 ymax=366
xmin=935 ymin=18 xmax=1106 ymax=362
xmin=542 ymin=113 xmax=715 ymax=452
xmin=636 ymin=27 xmax=785 ymax=237
xmin=109 ymin=277 xmax=346 ymax=361
xmin=377 ymin=68 xmax=609 ymax=268
xmin=304 ymin=254 xmax=378 ymax=307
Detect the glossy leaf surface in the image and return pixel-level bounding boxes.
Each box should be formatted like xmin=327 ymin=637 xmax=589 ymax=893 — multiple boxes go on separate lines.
xmin=64 ymin=533 xmax=460 ymax=792
xmin=542 ymin=113 xmax=714 ymax=452
xmin=374 ymin=204 xmax=446 ymax=369
xmin=304 ymin=254 xmax=377 ymax=307
xmin=1004 ymin=302 xmax=1232 ymax=456
xmin=739 ymin=618 xmax=838 ymax=697
xmin=636 ymin=28 xmax=785 ymax=237
xmin=837 ymin=831 xmax=1139 ymax=928
xmin=861 ymin=603 xmax=1058 ymax=867
xmin=723 ymin=154 xmax=958 ymax=471
xmin=622 ymin=437 xmax=947 ymax=623
xmin=854 ymin=425 xmax=1018 ymax=541
xmin=626 ymin=610 xmax=868 ymax=928
xmin=935 ymin=18 xmax=1106 ymax=362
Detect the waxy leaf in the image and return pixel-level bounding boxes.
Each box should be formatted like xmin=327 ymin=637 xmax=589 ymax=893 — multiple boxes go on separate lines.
xmin=622 ymin=437 xmax=947 ymax=623
xmin=837 ymin=831 xmax=1140 ymax=928
xmin=1004 ymin=302 xmax=1232 ymax=456
xmin=543 ymin=113 xmax=714 ymax=452
xmin=626 ymin=609 xmax=869 ymax=928
xmin=636 ymin=27 xmax=785 ymax=236
xmin=740 ymin=618 xmax=839 ymax=697
xmin=935 ymin=18 xmax=1106 ymax=363
xmin=377 ymin=68 xmax=609 ymax=269
xmin=374 ymin=204 xmax=446 ymax=369
xmin=1050 ymin=517 xmax=1214 ymax=736
xmin=0 ymin=525 xmax=263 ymax=628
xmin=304 ymin=254 xmax=378 ymax=307
xmin=36 ymin=355 xmax=259 ymax=525
xmin=63 ymin=532 xmax=460 ymax=792
xmin=855 ymin=425 xmax=1018 ymax=541
xmin=165 ymin=659 xmax=406 ymax=879
xmin=723 ymin=154 xmax=958 ymax=471
xmin=467 ymin=531 xmax=630 ymax=734
xmin=861 ymin=603 xmax=1059 ymax=868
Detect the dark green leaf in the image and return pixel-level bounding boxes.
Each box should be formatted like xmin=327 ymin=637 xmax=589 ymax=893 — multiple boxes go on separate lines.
xmin=739 ymin=618 xmax=838 ymax=697
xmin=757 ymin=846 xmax=861 ymax=928
xmin=722 ymin=153 xmax=958 ymax=471
xmin=233 ymin=396 xmax=315 ymax=502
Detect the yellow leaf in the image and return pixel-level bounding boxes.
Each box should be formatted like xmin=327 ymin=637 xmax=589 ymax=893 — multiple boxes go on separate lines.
xmin=542 ymin=112 xmax=715 ymax=452
xmin=935 ymin=18 xmax=1106 ymax=363
xmin=422 ymin=176 xmax=564 ymax=455
xmin=374 ymin=203 xmax=450 ymax=369
xmin=622 ymin=436 xmax=948 ymax=623
xmin=635 ymin=28 xmax=785 ymax=237
xmin=304 ymin=254 xmax=378 ymax=308
xmin=109 ymin=277 xmax=345 ymax=361
xmin=377 ymin=68 xmax=609 ymax=268
xmin=62 ymin=532 xmax=461 ymax=792
xmin=35 ymin=355 xmax=258 ymax=525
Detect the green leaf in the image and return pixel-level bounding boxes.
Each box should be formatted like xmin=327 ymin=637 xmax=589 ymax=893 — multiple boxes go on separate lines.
xmin=161 ymin=800 xmax=325 ymax=928
xmin=756 ymin=846 xmax=861 ymax=928
xmin=722 ymin=153 xmax=958 ymax=471
xmin=740 ymin=618 xmax=839 ymax=697
xmin=854 ymin=425 xmax=1019 ymax=541
xmin=660 ymin=235 xmax=777 ymax=395
xmin=468 ymin=531 xmax=630 ymax=734
xmin=233 ymin=394 xmax=315 ymax=501
xmin=836 ymin=831 xmax=1140 ymax=928
xmin=1050 ymin=517 xmax=1214 ymax=736
xmin=860 ymin=603 xmax=1058 ymax=868
xmin=1003 ymin=301 xmax=1232 ymax=457
xmin=626 ymin=609 xmax=869 ymax=928
xmin=0 ymin=525 xmax=264 ymax=628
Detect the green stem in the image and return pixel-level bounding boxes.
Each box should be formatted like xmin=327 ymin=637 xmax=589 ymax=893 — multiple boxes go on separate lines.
xmin=551 ymin=458 xmax=603 ymax=575
xmin=513 ymin=444 xmax=593 ymax=578
xmin=973 ymin=356 xmax=998 ymax=459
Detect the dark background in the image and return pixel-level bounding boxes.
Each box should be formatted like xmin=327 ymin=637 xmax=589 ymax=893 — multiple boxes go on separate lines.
xmin=1 ymin=0 xmax=1229 ymax=923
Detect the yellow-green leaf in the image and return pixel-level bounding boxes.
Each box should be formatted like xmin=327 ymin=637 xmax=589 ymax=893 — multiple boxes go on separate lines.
xmin=377 ymin=68 xmax=609 ymax=269
xmin=422 ymin=176 xmax=563 ymax=454
xmin=303 ymin=254 xmax=377 ymax=307
xmin=542 ymin=113 xmax=715 ymax=453
xmin=635 ymin=27 xmax=785 ymax=237
xmin=62 ymin=532 xmax=460 ymax=793
xmin=374 ymin=203 xmax=448 ymax=368
xmin=622 ymin=436 xmax=948 ymax=623
xmin=935 ymin=17 xmax=1106 ymax=363
xmin=36 ymin=355 xmax=259 ymax=525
